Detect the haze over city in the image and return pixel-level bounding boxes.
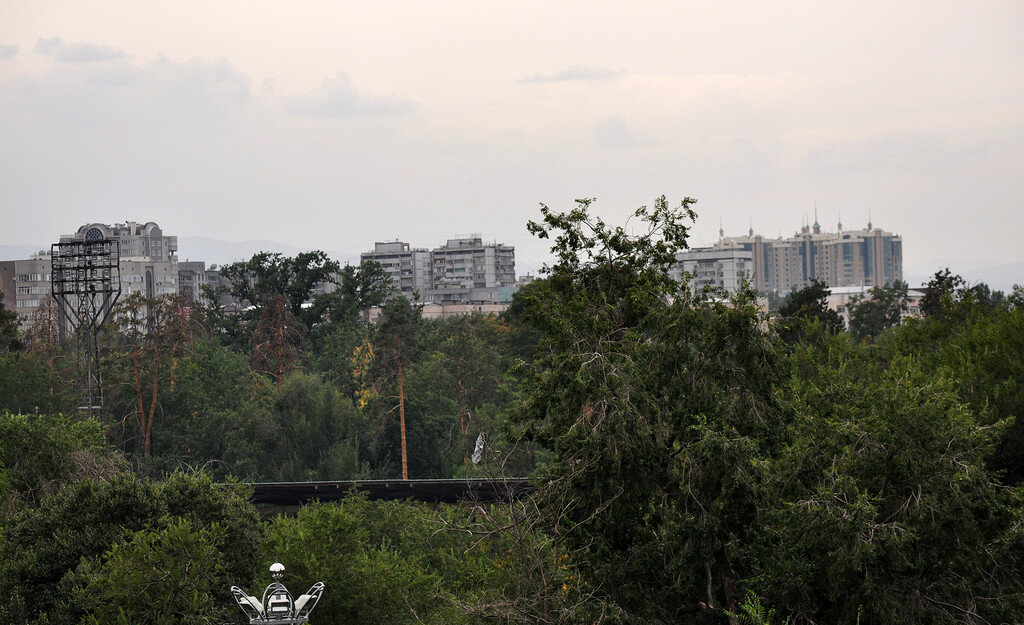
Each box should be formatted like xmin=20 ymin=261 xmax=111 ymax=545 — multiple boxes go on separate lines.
xmin=2 ymin=1 xmax=1022 ymax=283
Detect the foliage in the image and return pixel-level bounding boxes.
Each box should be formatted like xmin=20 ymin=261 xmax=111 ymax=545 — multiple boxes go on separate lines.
xmin=218 ymin=250 xmax=341 ymax=327
xmin=775 ymin=280 xmax=844 ymax=343
xmin=514 ymin=196 xmax=786 ymax=621
xmin=0 ymin=352 xmax=72 ymax=414
xmin=307 ymin=260 xmax=390 ymax=326
xmin=0 ymin=471 xmax=261 ymax=625
xmin=250 ymin=293 xmax=305 ymax=386
xmin=257 ymin=371 xmax=367 ymax=481
xmin=76 ymin=517 xmax=230 ymax=625
xmin=370 ymin=296 xmax=422 ymax=479
xmin=878 ymin=297 xmax=1024 ymax=484
xmin=261 ymin=496 xmax=475 ymax=625
xmin=847 ymin=280 xmax=908 ymax=341
xmin=3 ymin=205 xmax=1024 ymax=623
xmin=0 ymin=412 xmax=124 ymax=515
xmin=103 ymin=293 xmax=204 ymax=456
xmin=0 ymin=292 xmax=22 ymax=352
xmin=513 ymin=198 xmax=1024 ymax=623
xmin=154 ymin=337 xmax=268 ymax=476
xmin=919 ymin=268 xmax=966 ymax=319
xmin=757 ymin=335 xmax=1024 ymax=624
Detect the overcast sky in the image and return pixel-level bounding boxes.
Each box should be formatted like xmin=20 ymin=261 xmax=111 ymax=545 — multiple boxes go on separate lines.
xmin=1 ymin=1 xmax=1022 ymax=272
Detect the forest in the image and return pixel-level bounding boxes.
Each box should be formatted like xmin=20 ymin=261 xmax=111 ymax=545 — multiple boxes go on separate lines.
xmin=1 ymin=197 xmax=1023 ymax=624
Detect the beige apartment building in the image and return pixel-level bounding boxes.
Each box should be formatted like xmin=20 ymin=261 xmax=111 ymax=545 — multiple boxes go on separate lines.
xmin=718 ymin=220 xmax=903 ymax=294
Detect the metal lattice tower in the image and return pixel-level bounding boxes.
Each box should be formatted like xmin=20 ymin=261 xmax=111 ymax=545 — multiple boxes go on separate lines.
xmin=51 ymin=236 xmax=121 ymax=417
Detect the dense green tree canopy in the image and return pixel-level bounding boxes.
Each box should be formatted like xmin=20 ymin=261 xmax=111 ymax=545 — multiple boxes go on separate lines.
xmin=776 ymin=279 xmax=844 ymax=343
xmin=218 ymin=250 xmax=340 ymax=324
xmin=0 ymin=206 xmax=1022 ymax=624
xmin=847 ymin=279 xmax=909 ymax=341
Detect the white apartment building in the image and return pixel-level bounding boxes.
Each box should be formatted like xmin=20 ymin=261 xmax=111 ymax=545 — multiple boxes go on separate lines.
xmin=61 ymin=222 xmax=180 ymax=298
xmin=672 ymin=247 xmax=754 ymax=294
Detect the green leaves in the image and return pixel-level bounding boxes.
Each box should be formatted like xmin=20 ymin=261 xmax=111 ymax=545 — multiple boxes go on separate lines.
xmin=761 ymin=336 xmax=1024 ymax=623
xmin=848 ymin=280 xmax=909 ymax=341
xmin=0 ymin=292 xmax=21 ymax=353
xmin=515 ymin=197 xmax=785 ymax=620
xmin=77 ymin=517 xmax=229 ymax=625
xmin=0 ymin=471 xmax=261 ymax=625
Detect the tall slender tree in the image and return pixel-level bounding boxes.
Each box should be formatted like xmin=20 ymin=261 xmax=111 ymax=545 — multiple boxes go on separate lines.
xmin=373 ymin=297 xmax=420 ymax=479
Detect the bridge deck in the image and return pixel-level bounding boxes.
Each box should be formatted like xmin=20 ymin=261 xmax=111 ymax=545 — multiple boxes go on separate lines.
xmin=248 ymin=478 xmax=531 ymax=508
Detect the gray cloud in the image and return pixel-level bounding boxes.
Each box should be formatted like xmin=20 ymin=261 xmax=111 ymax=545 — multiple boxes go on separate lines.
xmin=0 ymin=44 xmax=18 ymax=61
xmin=283 ymin=72 xmax=414 ymax=118
xmin=520 ymin=66 xmax=622 ymax=84
xmin=34 ymin=36 xmax=128 ymax=63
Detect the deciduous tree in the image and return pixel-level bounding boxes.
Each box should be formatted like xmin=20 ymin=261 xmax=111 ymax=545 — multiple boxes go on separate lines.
xmin=847 ymin=279 xmax=909 ymax=340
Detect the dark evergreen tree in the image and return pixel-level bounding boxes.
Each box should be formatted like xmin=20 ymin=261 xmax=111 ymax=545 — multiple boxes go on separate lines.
xmin=0 ymin=292 xmax=22 ymax=352
xmin=776 ymin=279 xmax=844 ymax=343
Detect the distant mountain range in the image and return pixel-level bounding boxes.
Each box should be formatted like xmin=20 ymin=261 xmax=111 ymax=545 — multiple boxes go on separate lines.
xmin=3 ymin=239 xmax=1018 ymax=291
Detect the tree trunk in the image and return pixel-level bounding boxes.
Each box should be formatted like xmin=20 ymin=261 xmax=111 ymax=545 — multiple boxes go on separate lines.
xmin=134 ymin=347 xmax=146 ymax=454
xmin=145 ymin=342 xmax=160 ymax=456
xmin=397 ymin=332 xmax=408 ymax=480
xmin=715 ymin=549 xmax=740 ymax=625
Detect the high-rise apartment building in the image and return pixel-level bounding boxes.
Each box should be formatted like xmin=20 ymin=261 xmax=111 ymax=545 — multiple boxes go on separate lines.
xmin=9 ymin=252 xmax=56 ymax=320
xmin=427 ymin=237 xmax=516 ymax=304
xmin=671 ymin=247 xmax=754 ymax=293
xmin=62 ymin=221 xmax=180 ymax=298
xmin=717 ymin=220 xmax=902 ymax=294
xmin=361 ymin=241 xmax=432 ymax=296
xmin=361 ymin=236 xmax=516 ymax=305
xmin=6 ymin=221 xmax=184 ymax=323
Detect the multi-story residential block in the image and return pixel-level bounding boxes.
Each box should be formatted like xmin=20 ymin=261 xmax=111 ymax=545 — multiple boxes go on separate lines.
xmin=427 ymin=237 xmax=515 ymax=303
xmin=64 ymin=221 xmax=177 ymax=262
xmin=717 ymin=219 xmax=902 ymax=294
xmin=177 ymin=261 xmax=210 ymax=304
xmin=671 ymin=247 xmax=754 ymax=294
xmin=361 ymin=241 xmax=432 ymax=296
xmin=0 ymin=261 xmax=16 ymax=311
xmin=61 ymin=221 xmax=180 ymax=298
xmin=10 ymin=252 xmax=54 ymax=320
xmin=6 ymin=221 xmax=182 ymax=323
xmin=362 ymin=236 xmax=517 ymax=305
